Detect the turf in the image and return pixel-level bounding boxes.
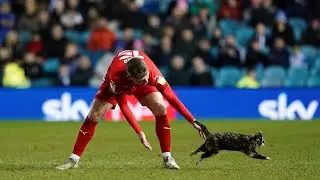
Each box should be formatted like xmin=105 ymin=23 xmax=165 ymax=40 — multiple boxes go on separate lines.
xmin=0 ymin=120 xmax=320 ymax=180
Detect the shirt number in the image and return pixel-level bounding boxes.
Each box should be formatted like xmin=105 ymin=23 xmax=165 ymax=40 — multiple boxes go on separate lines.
xmin=117 ymin=50 xmax=144 ymax=63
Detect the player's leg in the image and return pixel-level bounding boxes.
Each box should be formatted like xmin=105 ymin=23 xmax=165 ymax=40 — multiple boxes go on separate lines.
xmin=136 ymin=86 xmax=179 ymax=169
xmin=57 ymin=86 xmax=117 ymax=170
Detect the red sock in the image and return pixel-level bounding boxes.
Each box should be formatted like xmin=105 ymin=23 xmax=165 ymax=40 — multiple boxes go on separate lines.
xmin=72 ymin=117 xmax=98 ymax=156
xmin=155 ymin=115 xmax=171 ymax=153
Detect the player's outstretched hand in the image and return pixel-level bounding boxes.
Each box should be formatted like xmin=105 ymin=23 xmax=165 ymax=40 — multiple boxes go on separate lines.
xmin=192 ymin=121 xmax=205 ymax=139
xmin=138 ymin=132 xmax=152 ymax=151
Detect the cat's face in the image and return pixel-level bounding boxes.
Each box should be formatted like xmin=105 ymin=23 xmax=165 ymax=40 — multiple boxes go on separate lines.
xmin=253 ymin=131 xmax=265 ymax=147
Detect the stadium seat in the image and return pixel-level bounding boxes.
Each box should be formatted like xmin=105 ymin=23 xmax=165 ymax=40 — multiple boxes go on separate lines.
xmin=209 ymin=47 xmax=219 ymax=59
xmin=300 ymin=45 xmax=318 ymax=66
xmin=210 ymin=67 xmax=219 ymax=84
xmin=31 ymin=78 xmax=54 ymax=87
xmin=88 ymin=51 xmax=106 ymax=66
xmin=307 ymin=76 xmax=320 ymax=87
xmin=219 ymin=19 xmax=239 ymax=36
xmin=159 ymin=66 xmax=168 ymax=78
xmin=264 ymin=66 xmax=286 ymax=79
xmin=285 ymin=77 xmax=306 ymax=87
xmin=236 ymin=26 xmax=254 ymax=47
xmin=19 ymin=31 xmax=32 ymax=44
xmin=289 ymin=18 xmax=307 ymax=41
xmin=43 ymin=58 xmax=60 ymax=74
xmin=217 ymin=66 xmax=241 ymax=87
xmin=261 ymin=77 xmax=283 ymax=87
xmin=64 ymin=30 xmax=81 ymax=43
xmin=80 ymin=31 xmax=90 ymax=44
xmin=287 ymin=67 xmax=308 ymax=79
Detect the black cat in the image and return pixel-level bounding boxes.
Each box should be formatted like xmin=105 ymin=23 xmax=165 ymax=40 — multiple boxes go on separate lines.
xmin=192 ymin=121 xmax=270 ymax=164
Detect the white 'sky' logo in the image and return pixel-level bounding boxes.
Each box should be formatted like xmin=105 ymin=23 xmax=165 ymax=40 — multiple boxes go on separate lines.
xmin=258 ymin=93 xmax=318 ymax=120
xmin=42 ymin=93 xmax=90 ymax=121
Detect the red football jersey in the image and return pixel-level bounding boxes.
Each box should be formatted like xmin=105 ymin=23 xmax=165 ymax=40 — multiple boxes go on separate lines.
xmin=104 ymin=50 xmax=166 ymax=95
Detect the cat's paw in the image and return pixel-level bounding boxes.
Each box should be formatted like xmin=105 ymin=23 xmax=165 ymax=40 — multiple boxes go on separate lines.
xmin=265 ymin=157 xmax=270 ymax=160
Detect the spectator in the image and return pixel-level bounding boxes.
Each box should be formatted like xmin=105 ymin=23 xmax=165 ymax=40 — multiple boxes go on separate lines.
xmin=267 ymin=38 xmax=289 ymax=68
xmin=0 ymin=47 xmax=12 ymax=73
xmin=290 ymin=45 xmax=307 ymax=68
xmin=18 ymin=0 xmax=39 ymax=32
xmin=210 ymin=27 xmax=223 ymax=47
xmin=286 ymin=0 xmax=312 ymax=20
xmin=246 ymin=0 xmax=276 ymax=27
xmin=190 ymin=56 xmax=214 ymax=86
xmin=245 ymin=40 xmax=267 ymax=68
xmin=150 ymin=35 xmax=174 ymax=67
xmin=237 ymin=67 xmax=260 ymax=88
xmin=57 ymin=65 xmax=70 ymax=86
xmin=301 ymin=19 xmax=319 ymax=47
xmin=115 ymin=27 xmax=134 ymax=52
xmin=21 ymin=52 xmax=43 ymax=81
xmin=2 ymin=61 xmax=30 ymax=88
xmin=140 ymin=33 xmax=153 ymax=54
xmin=190 ymin=15 xmax=207 ymax=40
xmin=51 ymin=0 xmax=65 ymax=25
xmin=269 ymin=11 xmax=295 ymax=46
xmin=252 ymin=23 xmax=268 ymax=50
xmin=3 ymin=30 xmax=24 ymax=59
xmin=89 ymin=52 xmax=114 ymax=87
xmin=62 ymin=42 xmax=81 ymax=74
xmin=144 ymin=15 xmax=162 ymax=40
xmin=166 ymin=4 xmax=190 ymax=33
xmin=44 ymin=24 xmax=68 ymax=59
xmin=60 ymin=8 xmax=84 ymax=31
xmin=189 ymin=0 xmax=218 ymax=16
xmin=86 ymin=6 xmax=100 ymax=29
xmin=162 ymin=24 xmax=176 ymax=39
xmin=71 ymin=56 xmax=93 ymax=86
xmin=88 ymin=17 xmax=116 ymax=52
xmin=0 ymin=1 xmax=15 ymax=43
xmin=216 ymin=35 xmax=241 ymax=68
xmin=38 ymin=10 xmax=51 ymax=41
xmin=196 ymin=38 xmax=215 ymax=66
xmin=174 ymin=29 xmax=195 ymax=62
xmin=218 ymin=0 xmax=242 ymax=21
xmin=24 ymin=31 xmax=44 ymax=56
xmin=166 ymin=55 xmax=189 ymax=86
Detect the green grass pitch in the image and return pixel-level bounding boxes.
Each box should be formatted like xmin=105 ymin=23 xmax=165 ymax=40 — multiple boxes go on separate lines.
xmin=1 ymin=120 xmax=320 ymax=180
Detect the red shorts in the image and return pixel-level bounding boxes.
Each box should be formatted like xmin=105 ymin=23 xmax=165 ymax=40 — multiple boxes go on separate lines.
xmin=95 ymin=84 xmax=158 ymax=109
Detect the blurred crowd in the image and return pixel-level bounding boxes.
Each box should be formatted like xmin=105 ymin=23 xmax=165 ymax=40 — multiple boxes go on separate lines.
xmin=0 ymin=0 xmax=319 ymax=88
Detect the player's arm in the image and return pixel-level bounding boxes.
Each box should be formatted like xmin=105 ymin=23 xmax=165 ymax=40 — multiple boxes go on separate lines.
xmin=116 ymin=94 xmax=152 ymax=151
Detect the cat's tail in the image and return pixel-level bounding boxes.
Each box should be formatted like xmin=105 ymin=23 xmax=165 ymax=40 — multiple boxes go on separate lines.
xmin=195 ymin=121 xmax=212 ymax=137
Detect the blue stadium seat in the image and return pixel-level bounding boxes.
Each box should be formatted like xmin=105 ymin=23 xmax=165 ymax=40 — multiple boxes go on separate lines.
xmin=307 ymin=76 xmax=320 ymax=87
xmin=300 ymin=45 xmax=318 ymax=66
xmin=219 ymin=19 xmax=239 ymax=36
xmin=31 ymin=78 xmax=54 ymax=87
xmin=64 ymin=30 xmax=81 ymax=43
xmin=159 ymin=66 xmax=169 ymax=78
xmin=43 ymin=58 xmax=60 ymax=74
xmin=19 ymin=31 xmax=32 ymax=43
xmin=210 ymin=67 xmax=219 ymax=84
xmin=217 ymin=66 xmax=241 ymax=87
xmin=285 ymin=77 xmax=306 ymax=87
xmin=287 ymin=67 xmax=308 ymax=79
xmin=289 ymin=18 xmax=307 ymax=41
xmin=264 ymin=66 xmax=286 ymax=79
xmin=209 ymin=47 xmax=219 ymax=59
xmin=261 ymin=77 xmax=283 ymax=87
xmin=236 ymin=26 xmax=254 ymax=47
xmin=80 ymin=31 xmax=90 ymax=44
xmin=88 ymin=51 xmax=106 ymax=66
